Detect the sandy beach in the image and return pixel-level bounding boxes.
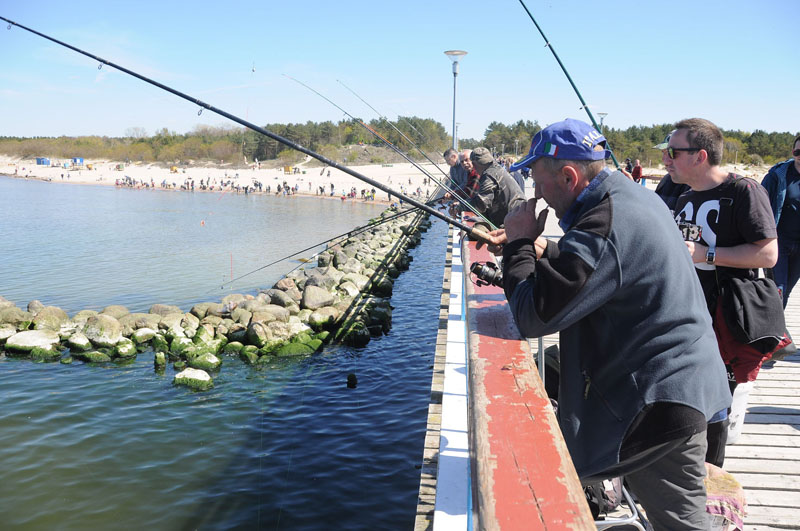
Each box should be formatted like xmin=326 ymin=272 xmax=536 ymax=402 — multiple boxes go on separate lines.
xmin=0 ymin=154 xmax=449 ymax=203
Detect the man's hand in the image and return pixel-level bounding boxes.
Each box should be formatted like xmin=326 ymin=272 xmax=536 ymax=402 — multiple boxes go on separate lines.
xmin=475 ymin=228 xmax=507 ymax=254
xmin=685 ymin=241 xmax=708 ymax=263
xmin=504 ymin=198 xmax=549 ymax=243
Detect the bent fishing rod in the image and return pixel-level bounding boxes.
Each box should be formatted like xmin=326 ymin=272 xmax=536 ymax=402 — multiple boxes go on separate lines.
xmin=214 ymin=202 xmax=436 ymax=292
xmin=1 ymin=16 xmax=494 ymax=243
xmin=516 ymin=0 xmax=621 ymax=170
xmin=284 ymin=75 xmax=496 ymax=229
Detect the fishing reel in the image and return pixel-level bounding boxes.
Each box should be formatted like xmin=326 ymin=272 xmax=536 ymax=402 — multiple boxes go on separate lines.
xmin=470 ymin=261 xmax=503 ymax=288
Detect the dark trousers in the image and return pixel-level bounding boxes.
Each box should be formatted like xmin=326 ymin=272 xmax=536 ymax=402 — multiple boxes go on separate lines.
xmin=773 ymin=237 xmax=800 ymax=308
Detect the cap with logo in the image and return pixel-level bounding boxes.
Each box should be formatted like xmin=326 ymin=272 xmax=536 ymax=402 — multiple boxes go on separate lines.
xmin=509 ymin=118 xmax=610 ymax=172
xmin=653 ymin=129 xmax=677 ymax=150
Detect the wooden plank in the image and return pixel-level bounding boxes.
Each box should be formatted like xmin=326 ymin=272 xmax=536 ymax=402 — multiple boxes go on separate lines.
xmin=751 ymin=380 xmax=800 ymax=388
xmin=748 ymin=395 xmax=800 ymax=406
xmin=750 ymin=387 xmax=800 ymax=397
xmin=741 ymin=423 xmax=800 ymax=436
xmin=733 ymin=473 xmax=800 ymax=491
xmin=733 ymin=433 xmax=800 ymax=447
xmin=745 ymin=406 xmax=800 ymax=415
xmin=725 ymin=458 xmax=800 ymax=475
xmin=746 ymin=489 xmax=800 ymax=509
xmin=743 ymin=505 xmax=800 ymax=528
xmin=743 ymin=413 xmax=800 ymax=425
xmin=755 ymin=372 xmax=800 ymax=381
xmin=726 ymin=445 xmax=800 ymax=460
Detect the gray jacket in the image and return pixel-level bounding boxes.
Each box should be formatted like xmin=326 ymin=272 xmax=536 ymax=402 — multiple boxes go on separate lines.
xmin=468 ymin=163 xmax=525 ymax=227
xmin=501 ymin=170 xmax=731 ymax=478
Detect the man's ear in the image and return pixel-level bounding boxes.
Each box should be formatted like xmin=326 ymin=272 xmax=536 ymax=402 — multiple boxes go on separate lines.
xmin=561 ymin=164 xmax=580 ymax=190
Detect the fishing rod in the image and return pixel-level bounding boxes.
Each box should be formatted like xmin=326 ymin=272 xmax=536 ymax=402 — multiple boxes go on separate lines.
xmin=214 ymin=202 xmax=435 ymax=292
xmin=337 ymin=79 xmax=452 ymax=182
xmin=0 ymin=16 xmax=493 ymax=243
xmin=284 ymin=75 xmax=495 ymax=229
xmin=516 ymin=0 xmax=621 ymax=170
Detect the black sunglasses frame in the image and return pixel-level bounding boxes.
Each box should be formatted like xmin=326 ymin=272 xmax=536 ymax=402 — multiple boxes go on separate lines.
xmin=667 ymin=146 xmax=700 ymax=160
xmin=793 ymin=149 xmax=800 ymax=157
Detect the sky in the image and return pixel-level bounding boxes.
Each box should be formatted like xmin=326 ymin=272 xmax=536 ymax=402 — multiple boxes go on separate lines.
xmin=0 ymin=0 xmax=797 ymax=145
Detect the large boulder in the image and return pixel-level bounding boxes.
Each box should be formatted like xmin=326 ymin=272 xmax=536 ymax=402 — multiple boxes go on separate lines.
xmin=27 ymin=300 xmax=45 ymax=315
xmin=190 ymin=302 xmax=213 ymax=319
xmin=340 ymin=273 xmax=369 ymax=291
xmin=0 ymin=324 xmax=17 ymax=344
xmin=339 ymin=258 xmax=364 ymax=275
xmin=301 ymin=286 xmax=335 ymax=311
xmin=73 ymin=350 xmax=113 ymax=363
xmin=149 ymin=304 xmax=182 ymax=317
xmin=101 ymin=305 xmax=130 ymax=319
xmin=0 ymin=307 xmax=34 ymax=330
xmin=114 ymin=338 xmax=137 ymax=358
xmin=5 ymin=330 xmax=61 ymax=353
xmin=230 ymin=308 xmax=252 ymax=326
xmin=83 ymin=314 xmax=123 ymax=347
xmin=66 ymin=331 xmax=92 ymax=351
xmin=0 ymin=296 xmax=15 ymax=310
xmin=273 ymin=278 xmax=297 ymax=291
xmin=337 ymin=281 xmax=361 ymax=298
xmin=251 ymin=305 xmax=289 ymax=323
xmin=31 ymin=346 xmax=61 ymax=363
xmin=246 ymin=321 xmax=273 ymax=348
xmin=274 ymin=342 xmax=315 ymax=357
xmin=188 ymin=352 xmax=222 ymax=371
xmin=265 ymin=289 xmax=295 ymax=308
xmin=308 ymin=307 xmax=341 ymax=331
xmin=173 ymin=368 xmax=213 ymax=391
xmin=221 ymin=293 xmax=247 ymax=307
xmin=132 ymin=327 xmax=157 ymax=345
xmin=71 ymin=310 xmax=98 ymax=327
xmin=204 ymin=303 xmax=227 ymax=318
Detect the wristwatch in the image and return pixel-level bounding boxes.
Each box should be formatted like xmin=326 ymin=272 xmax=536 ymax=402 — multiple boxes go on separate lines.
xmin=705 ymin=247 xmax=716 ymax=266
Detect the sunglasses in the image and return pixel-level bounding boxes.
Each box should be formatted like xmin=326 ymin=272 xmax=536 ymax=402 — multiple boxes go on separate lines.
xmin=666 ymin=146 xmax=700 ymax=159
xmin=793 ymin=149 xmax=800 ymax=157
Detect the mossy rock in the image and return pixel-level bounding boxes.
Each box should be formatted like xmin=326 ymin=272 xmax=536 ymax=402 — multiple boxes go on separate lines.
xmin=223 ymin=341 xmax=244 ymax=355
xmin=239 ymin=349 xmax=259 ymax=365
xmin=60 ymin=356 xmax=73 ymax=364
xmin=30 ymin=347 xmax=62 ymax=363
xmin=74 ymin=350 xmax=112 ymax=363
xmin=188 ymin=352 xmax=222 ymax=372
xmin=173 ymin=360 xmax=186 ymax=370
xmin=170 ymin=337 xmax=194 ymax=356
xmin=305 ymin=338 xmax=323 ymax=352
xmin=292 ymin=332 xmax=313 ymax=344
xmin=154 ymin=351 xmax=167 ymax=370
xmin=274 ymin=342 xmax=315 ymax=357
xmin=336 ymin=320 xmax=371 ymax=348
xmin=192 ymin=325 xmax=214 ymax=345
xmin=66 ymin=332 xmax=92 ymax=352
xmin=114 ymin=338 xmax=137 ymax=358
xmin=315 ymin=331 xmax=331 ymax=343
xmin=173 ymin=368 xmax=213 ymax=391
xmin=152 ymin=334 xmax=169 ymax=353
xmin=132 ymin=327 xmax=157 ymax=345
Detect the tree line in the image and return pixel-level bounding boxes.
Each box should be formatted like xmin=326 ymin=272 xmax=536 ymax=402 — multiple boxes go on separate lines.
xmin=1 ymin=119 xmax=796 ymax=168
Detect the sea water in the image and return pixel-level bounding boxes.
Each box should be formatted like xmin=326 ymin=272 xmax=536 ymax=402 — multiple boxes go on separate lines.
xmin=0 ymin=175 xmax=447 ymax=529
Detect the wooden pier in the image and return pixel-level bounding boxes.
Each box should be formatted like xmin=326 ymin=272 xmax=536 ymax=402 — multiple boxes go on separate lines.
xmin=725 ymin=293 xmax=800 ymax=530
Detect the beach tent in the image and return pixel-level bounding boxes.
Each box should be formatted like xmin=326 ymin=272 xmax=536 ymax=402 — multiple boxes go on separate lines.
xmin=35 ymin=157 xmax=50 ymax=165
xmin=71 ymin=157 xmax=84 ymax=165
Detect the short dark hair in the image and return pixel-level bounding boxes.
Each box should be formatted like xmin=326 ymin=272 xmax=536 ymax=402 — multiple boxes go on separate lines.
xmin=674 ymin=118 xmax=724 ymax=166
xmin=443 ymin=148 xmax=457 ymax=159
xmin=794 ymin=135 xmax=800 ymax=149
xmin=539 ymin=157 xmax=606 ymax=180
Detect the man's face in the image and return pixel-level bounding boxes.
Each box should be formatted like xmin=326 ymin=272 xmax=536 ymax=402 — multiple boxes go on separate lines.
xmin=531 ymin=159 xmax=572 ymax=219
xmin=793 ymin=140 xmax=800 ymax=163
xmin=662 ymin=129 xmax=698 ymax=184
xmin=446 ymin=152 xmax=459 ymax=167
xmin=461 ymin=157 xmax=473 ymax=172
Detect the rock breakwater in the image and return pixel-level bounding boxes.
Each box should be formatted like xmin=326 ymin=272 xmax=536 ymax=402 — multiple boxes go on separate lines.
xmin=0 ymin=206 xmax=433 ymax=391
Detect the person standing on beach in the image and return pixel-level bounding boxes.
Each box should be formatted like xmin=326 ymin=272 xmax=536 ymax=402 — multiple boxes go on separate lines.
xmin=761 ymin=134 xmax=800 ymax=307
xmin=496 ymin=118 xmax=731 ymax=529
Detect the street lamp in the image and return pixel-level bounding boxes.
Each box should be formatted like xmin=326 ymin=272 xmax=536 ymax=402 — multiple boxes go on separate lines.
xmin=597 ymin=112 xmax=608 ymax=132
xmin=444 ymin=50 xmax=467 ymax=150
xmin=515 ymin=139 xmax=519 ymax=157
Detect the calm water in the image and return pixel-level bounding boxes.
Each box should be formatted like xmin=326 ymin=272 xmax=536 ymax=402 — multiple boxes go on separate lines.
xmin=0 ymin=176 xmax=448 ymax=530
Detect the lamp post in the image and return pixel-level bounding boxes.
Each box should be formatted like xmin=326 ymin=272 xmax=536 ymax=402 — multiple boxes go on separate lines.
xmin=597 ymin=112 xmax=608 ymax=132
xmin=515 ymin=139 xmax=519 ymax=157
xmin=444 ymin=50 xmax=467 ymax=151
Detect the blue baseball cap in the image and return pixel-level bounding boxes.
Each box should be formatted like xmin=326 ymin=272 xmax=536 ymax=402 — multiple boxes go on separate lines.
xmin=509 ymin=118 xmax=610 ymax=172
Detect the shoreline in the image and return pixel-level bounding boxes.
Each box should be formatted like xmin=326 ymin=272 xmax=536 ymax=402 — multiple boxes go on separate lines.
xmin=0 ymin=155 xmax=445 ymax=204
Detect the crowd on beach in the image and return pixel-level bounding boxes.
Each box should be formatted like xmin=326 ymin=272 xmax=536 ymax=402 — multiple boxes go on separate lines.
xmin=440 ymin=118 xmax=800 ymax=529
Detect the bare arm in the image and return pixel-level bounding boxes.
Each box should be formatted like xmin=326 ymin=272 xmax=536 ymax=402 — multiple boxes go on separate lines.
xmin=685 ymin=238 xmax=778 ymax=269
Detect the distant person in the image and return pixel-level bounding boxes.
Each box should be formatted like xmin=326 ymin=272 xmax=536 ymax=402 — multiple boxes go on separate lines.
xmin=624 ymin=157 xmax=633 ymax=173
xmin=631 ymin=159 xmax=643 ymax=183
xmin=761 ymin=134 xmax=800 ymax=307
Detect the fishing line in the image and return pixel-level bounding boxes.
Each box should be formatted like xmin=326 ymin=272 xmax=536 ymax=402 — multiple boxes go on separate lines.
xmin=284 ymin=75 xmax=496 ymax=230
xmin=336 ymin=79 xmax=451 ymax=181
xmin=516 ymin=0 xmax=621 ymax=169
xmin=0 ymin=16 xmax=492 ymax=243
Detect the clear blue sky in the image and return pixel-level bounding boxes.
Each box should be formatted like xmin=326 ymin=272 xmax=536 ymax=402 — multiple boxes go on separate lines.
xmin=1 ymin=0 xmax=797 ymax=143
